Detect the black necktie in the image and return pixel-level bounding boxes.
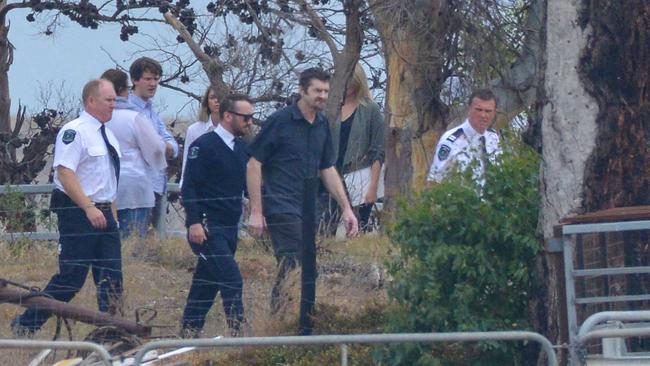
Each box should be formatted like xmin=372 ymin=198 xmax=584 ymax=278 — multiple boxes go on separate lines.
xmin=479 ymin=135 xmax=489 ymax=166
xmin=100 ymin=124 xmax=120 ymax=184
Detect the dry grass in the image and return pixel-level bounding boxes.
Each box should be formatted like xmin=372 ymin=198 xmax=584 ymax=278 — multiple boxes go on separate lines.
xmin=0 ymin=231 xmax=392 ymax=364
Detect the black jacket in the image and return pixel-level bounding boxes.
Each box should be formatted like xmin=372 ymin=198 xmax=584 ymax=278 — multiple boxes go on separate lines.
xmin=182 ymin=131 xmax=248 ymax=228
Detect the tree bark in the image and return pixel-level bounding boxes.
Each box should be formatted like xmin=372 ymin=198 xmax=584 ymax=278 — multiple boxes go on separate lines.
xmin=539 ymin=1 xmax=598 ymax=362
xmin=322 ymin=0 xmax=363 ymax=129
xmin=541 ymin=0 xmax=598 ymax=240
xmin=579 ymin=0 xmax=650 ymax=210
xmin=370 ymin=0 xmax=451 ymax=202
xmin=540 ymin=0 xmax=650 ymax=362
xmin=0 ymin=20 xmax=11 ymax=134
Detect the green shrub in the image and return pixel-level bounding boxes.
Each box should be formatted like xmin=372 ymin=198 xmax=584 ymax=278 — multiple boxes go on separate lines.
xmin=380 ymin=134 xmax=541 ymax=365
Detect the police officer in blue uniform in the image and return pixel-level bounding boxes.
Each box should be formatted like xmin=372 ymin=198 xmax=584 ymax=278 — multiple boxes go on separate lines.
xmin=180 ymin=93 xmax=254 ymax=338
xmin=11 ymin=79 xmax=123 ymax=335
xmin=427 ymin=88 xmax=502 ymax=185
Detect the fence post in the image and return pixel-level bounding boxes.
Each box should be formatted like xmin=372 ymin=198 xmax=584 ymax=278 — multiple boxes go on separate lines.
xmin=155 ymin=190 xmax=168 ymax=239
xmin=299 ymin=177 xmax=318 ymax=335
xmin=341 ymin=343 xmax=349 ymax=366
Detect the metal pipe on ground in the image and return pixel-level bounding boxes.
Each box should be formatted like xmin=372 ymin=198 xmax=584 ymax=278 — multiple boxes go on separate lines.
xmin=0 ymin=280 xmax=151 ymax=337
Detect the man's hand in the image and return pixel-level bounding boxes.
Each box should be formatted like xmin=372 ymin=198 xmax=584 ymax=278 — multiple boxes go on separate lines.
xmin=341 ymin=207 xmax=359 ymax=237
xmin=85 ymin=206 xmax=107 ymax=229
xmin=364 ymin=188 xmax=378 ymax=205
xmin=188 ymin=223 xmax=207 ymax=244
xmin=247 ymin=212 xmax=266 ymax=237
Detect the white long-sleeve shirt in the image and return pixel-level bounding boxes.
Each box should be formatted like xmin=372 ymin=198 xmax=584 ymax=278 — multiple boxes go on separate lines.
xmin=106 ymin=108 xmax=167 ymax=209
xmin=128 ymin=93 xmax=178 ymax=194
xmin=180 ymin=116 xmax=217 ymax=188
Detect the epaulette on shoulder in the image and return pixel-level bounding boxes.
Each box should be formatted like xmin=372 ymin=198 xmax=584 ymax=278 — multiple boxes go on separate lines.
xmin=446 ymin=127 xmax=464 ymax=143
xmin=487 ymin=127 xmax=497 ymax=133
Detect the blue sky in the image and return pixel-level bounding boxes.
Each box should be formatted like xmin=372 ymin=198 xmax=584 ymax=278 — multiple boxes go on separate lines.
xmin=7 ymin=7 xmax=199 ymax=121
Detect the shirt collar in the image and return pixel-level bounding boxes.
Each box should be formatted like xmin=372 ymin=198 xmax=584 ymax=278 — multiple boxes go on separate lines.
xmin=289 ymin=103 xmax=326 ymax=126
xmin=214 ymin=124 xmax=235 ymax=149
xmin=128 ymin=93 xmax=152 ymax=110
xmin=81 ymin=110 xmax=103 ymax=130
xmin=208 ymin=115 xmax=219 ymax=128
xmin=462 ymin=119 xmax=483 ymax=141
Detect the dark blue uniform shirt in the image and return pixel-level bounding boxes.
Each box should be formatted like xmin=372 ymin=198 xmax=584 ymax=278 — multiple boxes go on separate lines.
xmin=182 ymin=131 xmax=248 ymax=228
xmin=248 ymin=103 xmax=335 ymax=217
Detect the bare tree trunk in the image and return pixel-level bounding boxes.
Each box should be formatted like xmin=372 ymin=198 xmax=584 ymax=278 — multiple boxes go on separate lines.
xmin=322 ymin=0 xmax=362 ymax=128
xmin=540 ymin=0 xmax=650 ymax=362
xmin=370 ymin=0 xmax=451 ymax=203
xmin=540 ymin=2 xmax=598 ymax=362
xmin=0 ymin=21 xmax=11 ymax=134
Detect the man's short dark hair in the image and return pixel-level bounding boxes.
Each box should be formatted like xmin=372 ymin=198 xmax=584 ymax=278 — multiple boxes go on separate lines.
xmin=129 ymin=57 xmax=162 ymax=81
xmin=298 ymin=67 xmax=330 ymax=91
xmin=468 ymin=88 xmax=497 ymax=107
xmin=101 ymin=69 xmax=129 ymax=95
xmin=219 ymin=93 xmax=254 ymax=118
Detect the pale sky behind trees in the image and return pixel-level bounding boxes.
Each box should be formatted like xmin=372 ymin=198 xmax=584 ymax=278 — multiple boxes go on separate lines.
xmin=7 ymin=7 xmax=200 ymax=121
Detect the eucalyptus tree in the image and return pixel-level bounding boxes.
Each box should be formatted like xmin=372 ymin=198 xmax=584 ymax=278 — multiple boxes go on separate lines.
xmin=539 ymin=1 xmax=650 ymax=361
xmin=369 ymin=0 xmax=543 ymax=199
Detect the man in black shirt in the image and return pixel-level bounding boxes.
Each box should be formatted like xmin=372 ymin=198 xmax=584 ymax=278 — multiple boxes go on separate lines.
xmin=247 ymin=68 xmax=358 ymax=313
xmin=180 ymin=93 xmax=254 ymax=337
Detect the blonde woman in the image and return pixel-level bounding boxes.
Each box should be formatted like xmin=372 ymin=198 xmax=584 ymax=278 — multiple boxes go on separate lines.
xmin=326 ymin=64 xmax=385 ymax=232
xmin=180 ymin=87 xmax=221 ymax=187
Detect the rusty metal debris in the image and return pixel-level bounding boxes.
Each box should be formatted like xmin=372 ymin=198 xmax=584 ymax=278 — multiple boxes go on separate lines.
xmin=0 ymin=278 xmax=151 ymax=337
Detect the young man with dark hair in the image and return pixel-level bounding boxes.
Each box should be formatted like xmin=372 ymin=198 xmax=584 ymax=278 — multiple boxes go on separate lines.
xmin=101 ymin=69 xmax=167 ymax=241
xmin=247 ymin=67 xmax=358 ymax=313
xmin=128 ymin=57 xmax=179 ymax=234
xmin=180 ymin=93 xmax=254 ymax=337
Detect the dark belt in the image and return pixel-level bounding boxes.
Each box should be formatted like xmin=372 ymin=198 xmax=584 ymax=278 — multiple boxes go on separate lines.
xmin=94 ymin=202 xmax=113 ymax=210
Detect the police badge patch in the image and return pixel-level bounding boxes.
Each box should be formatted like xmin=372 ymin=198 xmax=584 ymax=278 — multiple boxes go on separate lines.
xmin=61 ymin=130 xmax=76 ymax=144
xmin=188 ymin=146 xmax=200 ymax=159
xmin=438 ymin=144 xmax=451 ymax=161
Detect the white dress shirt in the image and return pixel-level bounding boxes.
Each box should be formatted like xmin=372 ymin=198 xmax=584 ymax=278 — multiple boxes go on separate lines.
xmin=180 ymin=116 xmax=217 ymax=187
xmin=128 ymin=93 xmax=179 ymax=194
xmin=53 ymin=111 xmax=122 ymax=202
xmin=427 ymin=119 xmax=501 ymax=183
xmin=214 ymin=123 xmax=235 ymax=151
xmin=106 ymin=108 xmax=167 ymax=210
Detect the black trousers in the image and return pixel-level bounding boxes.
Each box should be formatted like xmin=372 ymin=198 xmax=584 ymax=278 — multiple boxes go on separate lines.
xmin=16 ymin=197 xmax=123 ymax=331
xmin=181 ymin=226 xmax=243 ymax=332
xmin=266 ymin=213 xmax=304 ymax=313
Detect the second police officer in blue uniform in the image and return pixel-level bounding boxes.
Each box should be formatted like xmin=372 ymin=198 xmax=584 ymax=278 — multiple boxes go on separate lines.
xmin=180 ymin=93 xmax=254 ymax=338
xmin=427 ymin=89 xmax=502 ymax=186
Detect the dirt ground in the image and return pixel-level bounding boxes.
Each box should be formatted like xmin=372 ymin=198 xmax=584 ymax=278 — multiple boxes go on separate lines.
xmin=0 ymin=232 xmax=390 ymax=365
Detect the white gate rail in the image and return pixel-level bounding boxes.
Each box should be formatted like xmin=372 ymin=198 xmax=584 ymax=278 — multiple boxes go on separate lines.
xmin=0 ymin=339 xmax=112 ymax=366
xmin=133 ymin=331 xmax=558 ymax=366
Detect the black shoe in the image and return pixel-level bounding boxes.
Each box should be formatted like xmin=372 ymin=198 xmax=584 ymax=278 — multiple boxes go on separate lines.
xmin=11 ymin=317 xmax=35 ymax=338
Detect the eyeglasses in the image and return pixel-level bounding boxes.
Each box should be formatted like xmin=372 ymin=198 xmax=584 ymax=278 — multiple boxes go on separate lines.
xmin=228 ymin=110 xmax=254 ymax=122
